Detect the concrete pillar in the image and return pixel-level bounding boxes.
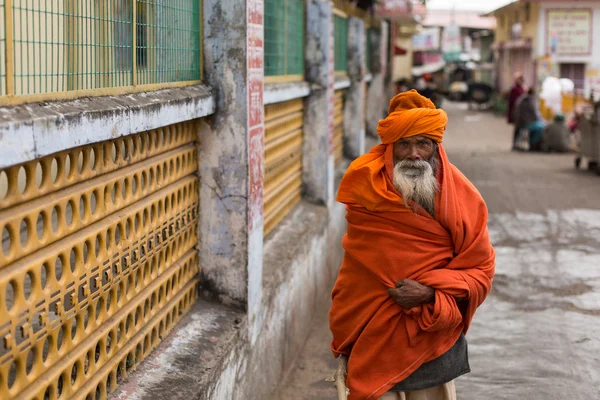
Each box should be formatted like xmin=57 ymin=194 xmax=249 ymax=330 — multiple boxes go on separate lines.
xmin=343 ymin=17 xmax=366 ymax=159
xmin=303 ymin=0 xmax=335 ymax=206
xmin=365 ymin=26 xmax=386 ymax=137
xmin=385 ymin=21 xmax=396 ymax=103
xmin=200 ymin=0 xmax=265 ymax=341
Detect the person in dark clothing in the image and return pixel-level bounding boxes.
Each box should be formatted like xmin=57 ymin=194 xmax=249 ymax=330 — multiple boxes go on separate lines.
xmin=541 ymin=114 xmax=572 ymax=153
xmin=508 ymin=73 xmax=526 ymax=150
xmin=515 ymin=88 xmax=545 ymax=151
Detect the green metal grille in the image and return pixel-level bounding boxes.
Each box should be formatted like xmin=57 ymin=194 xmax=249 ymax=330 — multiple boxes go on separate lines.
xmin=0 ymin=0 xmax=201 ymax=98
xmin=264 ymin=0 xmax=304 ymax=78
xmin=334 ymin=14 xmax=348 ymax=73
xmin=137 ymin=0 xmax=201 ymax=85
xmin=365 ymin=28 xmax=372 ymax=72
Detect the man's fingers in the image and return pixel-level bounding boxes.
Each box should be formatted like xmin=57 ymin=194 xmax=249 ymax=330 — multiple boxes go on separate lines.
xmin=395 ymin=279 xmax=405 ymax=287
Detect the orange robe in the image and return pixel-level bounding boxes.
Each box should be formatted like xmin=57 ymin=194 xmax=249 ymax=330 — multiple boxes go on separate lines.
xmin=329 ymin=144 xmax=495 ymax=400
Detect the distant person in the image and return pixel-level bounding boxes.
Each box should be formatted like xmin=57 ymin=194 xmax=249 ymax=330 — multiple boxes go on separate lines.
xmin=508 ymin=73 xmax=526 ymax=150
xmin=515 ymin=87 xmax=545 ymax=151
xmin=541 ymin=114 xmax=571 ymax=153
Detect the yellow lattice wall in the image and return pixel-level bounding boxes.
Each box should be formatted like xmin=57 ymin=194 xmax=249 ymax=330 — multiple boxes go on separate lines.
xmin=333 ymin=90 xmax=345 ymax=166
xmin=264 ymin=98 xmax=304 ymax=237
xmin=0 ymin=121 xmax=199 ymax=399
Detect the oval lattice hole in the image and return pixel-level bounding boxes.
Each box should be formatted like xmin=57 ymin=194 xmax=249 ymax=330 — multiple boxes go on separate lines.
xmin=84 ymin=351 xmax=90 ymax=375
xmin=65 ymin=154 xmax=72 ymax=179
xmin=5 ymin=281 xmax=16 ymax=311
xmin=57 ymin=327 xmax=64 ymax=351
xmin=36 ymin=162 xmax=43 ymax=188
xmin=94 ymin=342 xmax=101 ymax=364
xmin=26 ymin=347 xmax=35 ymax=375
xmin=8 ymin=360 xmax=17 ymax=388
xmin=71 ymin=318 xmax=77 ymax=341
xmin=55 ymin=256 xmax=64 ymax=281
xmin=41 ymin=263 xmax=49 ymax=290
xmin=51 ymin=158 xmax=59 ymax=183
xmin=90 ymin=191 xmax=97 ymax=215
xmin=42 ymin=336 xmax=50 ymax=362
xmin=66 ymin=201 xmax=74 ymax=226
xmin=20 ymin=218 xmax=29 ymax=248
xmin=111 ymin=143 xmax=117 ymax=163
xmin=77 ymin=151 xmax=84 ymax=174
xmin=70 ymin=248 xmax=77 ymax=273
xmin=79 ymin=196 xmax=85 ymax=220
xmin=37 ymin=212 xmax=44 ymax=240
xmin=57 ymin=373 xmax=64 ymax=397
xmin=90 ymin=148 xmax=96 ymax=170
xmin=23 ymin=271 xmax=33 ymax=301
xmin=51 ymin=206 xmax=59 ymax=233
xmin=71 ymin=362 xmax=78 ymax=386
xmin=18 ymin=166 xmax=27 ymax=194
xmin=2 ymin=226 xmax=11 ymax=256
xmin=0 ymin=170 xmax=8 ymax=199
xmin=132 ymin=175 xmax=138 ymax=195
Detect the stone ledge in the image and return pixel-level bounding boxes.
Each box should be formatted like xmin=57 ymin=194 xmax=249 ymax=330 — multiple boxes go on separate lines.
xmin=0 ymin=84 xmax=215 ymax=168
xmin=334 ymin=76 xmax=351 ymax=90
xmin=264 ymin=81 xmax=311 ymax=105
xmin=109 ymin=298 xmax=245 ymax=400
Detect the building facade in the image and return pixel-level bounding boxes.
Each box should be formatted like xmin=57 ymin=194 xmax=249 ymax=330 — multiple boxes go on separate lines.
xmin=491 ymin=0 xmax=600 ymax=97
xmin=0 ymin=1 xmax=392 ymax=399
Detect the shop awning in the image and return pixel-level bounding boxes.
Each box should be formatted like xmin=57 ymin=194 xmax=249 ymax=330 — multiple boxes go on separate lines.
xmin=394 ymin=45 xmax=408 ymax=55
xmin=411 ymin=60 xmax=446 ymax=76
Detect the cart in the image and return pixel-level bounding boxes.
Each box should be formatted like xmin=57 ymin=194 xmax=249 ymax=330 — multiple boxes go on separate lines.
xmin=575 ymin=100 xmax=600 ymax=174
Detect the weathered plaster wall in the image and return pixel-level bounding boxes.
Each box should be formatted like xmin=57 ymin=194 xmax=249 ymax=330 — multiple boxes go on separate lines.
xmin=366 ymin=28 xmax=385 ymax=137
xmin=200 ymin=0 xmax=257 ymax=309
xmin=303 ymin=0 xmax=335 ymax=206
xmin=343 ymin=17 xmax=366 ymax=159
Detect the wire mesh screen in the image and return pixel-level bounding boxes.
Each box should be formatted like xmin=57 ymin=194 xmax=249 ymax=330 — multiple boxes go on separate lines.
xmin=137 ymin=0 xmax=201 ymax=85
xmin=0 ymin=0 xmax=201 ymax=99
xmin=334 ymin=14 xmax=348 ymax=73
xmin=264 ymin=0 xmax=304 ymax=78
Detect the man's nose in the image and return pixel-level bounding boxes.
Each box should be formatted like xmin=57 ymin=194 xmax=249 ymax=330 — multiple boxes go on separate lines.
xmin=406 ymin=146 xmax=422 ymax=160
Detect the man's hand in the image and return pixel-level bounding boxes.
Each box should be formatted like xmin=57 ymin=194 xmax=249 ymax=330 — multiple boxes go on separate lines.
xmin=388 ymin=279 xmax=435 ymax=309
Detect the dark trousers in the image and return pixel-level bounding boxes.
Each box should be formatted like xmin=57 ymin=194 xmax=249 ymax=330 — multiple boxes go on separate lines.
xmin=512 ymin=125 xmax=520 ymax=146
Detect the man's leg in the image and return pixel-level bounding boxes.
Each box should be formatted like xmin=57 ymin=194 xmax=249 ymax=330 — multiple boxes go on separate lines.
xmin=378 ymin=391 xmax=402 ymax=399
xmin=403 ymin=381 xmax=456 ymax=400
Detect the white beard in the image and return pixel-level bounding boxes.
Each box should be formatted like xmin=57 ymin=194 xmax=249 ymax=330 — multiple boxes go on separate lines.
xmin=393 ymin=158 xmax=438 ymax=216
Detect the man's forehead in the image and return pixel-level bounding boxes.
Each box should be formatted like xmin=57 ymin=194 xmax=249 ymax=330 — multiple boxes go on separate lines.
xmin=397 ymin=135 xmax=431 ymax=142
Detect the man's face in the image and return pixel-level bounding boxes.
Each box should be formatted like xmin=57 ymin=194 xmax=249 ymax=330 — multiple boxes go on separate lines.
xmin=393 ymin=135 xmax=435 ymax=163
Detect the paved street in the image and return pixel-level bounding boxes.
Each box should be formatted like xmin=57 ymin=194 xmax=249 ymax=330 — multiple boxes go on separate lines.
xmin=278 ymin=101 xmax=600 ymax=399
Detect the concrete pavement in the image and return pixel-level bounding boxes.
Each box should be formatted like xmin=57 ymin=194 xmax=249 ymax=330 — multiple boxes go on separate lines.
xmin=277 ymin=101 xmax=600 ymax=399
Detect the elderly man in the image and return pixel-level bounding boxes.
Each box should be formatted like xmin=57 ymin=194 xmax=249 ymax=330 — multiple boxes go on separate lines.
xmin=329 ymin=90 xmax=495 ymax=400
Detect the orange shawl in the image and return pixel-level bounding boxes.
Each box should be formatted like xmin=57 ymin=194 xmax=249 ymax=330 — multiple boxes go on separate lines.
xmin=329 ymin=144 xmax=495 ymax=400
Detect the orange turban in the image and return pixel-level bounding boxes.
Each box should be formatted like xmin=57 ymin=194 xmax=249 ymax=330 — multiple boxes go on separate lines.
xmin=377 ymin=89 xmax=448 ymax=144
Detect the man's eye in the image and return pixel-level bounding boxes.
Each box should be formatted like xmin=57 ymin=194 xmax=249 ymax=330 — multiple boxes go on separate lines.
xmin=400 ymin=142 xmax=409 ymax=147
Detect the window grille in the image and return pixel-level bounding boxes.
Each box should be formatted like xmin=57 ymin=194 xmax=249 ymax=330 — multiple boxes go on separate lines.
xmin=334 ymin=13 xmax=348 ymax=73
xmin=0 ymin=0 xmax=201 ymax=106
xmin=264 ymin=99 xmax=304 ymax=236
xmin=264 ymin=0 xmax=304 ymax=82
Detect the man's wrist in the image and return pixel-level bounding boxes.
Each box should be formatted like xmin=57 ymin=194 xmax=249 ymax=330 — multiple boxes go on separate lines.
xmin=426 ymin=287 xmax=436 ymax=303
